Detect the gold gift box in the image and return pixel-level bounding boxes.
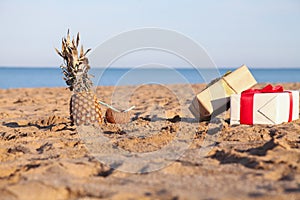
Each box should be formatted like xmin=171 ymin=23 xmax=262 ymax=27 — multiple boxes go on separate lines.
xmin=189 ymin=65 xmax=257 ymax=121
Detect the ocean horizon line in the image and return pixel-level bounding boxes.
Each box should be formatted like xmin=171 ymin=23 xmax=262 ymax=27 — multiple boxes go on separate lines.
xmin=0 ymin=66 xmax=300 ymax=70
xmin=1 ymin=67 xmax=299 ymax=89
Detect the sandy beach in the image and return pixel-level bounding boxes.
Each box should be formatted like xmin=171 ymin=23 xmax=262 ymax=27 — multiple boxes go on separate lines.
xmin=0 ymin=83 xmax=300 ymax=200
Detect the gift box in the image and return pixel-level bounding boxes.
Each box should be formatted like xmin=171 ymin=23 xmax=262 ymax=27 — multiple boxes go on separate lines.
xmin=230 ymin=84 xmax=299 ymax=125
xmin=189 ymin=65 xmax=257 ymax=120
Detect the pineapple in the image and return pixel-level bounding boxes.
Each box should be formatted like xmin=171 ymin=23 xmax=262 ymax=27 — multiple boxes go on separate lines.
xmin=55 ymin=30 xmax=102 ymax=126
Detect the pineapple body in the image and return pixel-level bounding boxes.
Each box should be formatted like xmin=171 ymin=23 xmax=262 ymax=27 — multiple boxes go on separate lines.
xmin=70 ymin=91 xmax=102 ymax=126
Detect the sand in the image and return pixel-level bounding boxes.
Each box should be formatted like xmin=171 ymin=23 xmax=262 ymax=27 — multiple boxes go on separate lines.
xmin=0 ymin=83 xmax=300 ymax=200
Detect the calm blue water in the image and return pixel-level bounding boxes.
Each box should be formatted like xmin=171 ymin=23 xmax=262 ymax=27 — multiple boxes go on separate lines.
xmin=0 ymin=67 xmax=299 ymax=89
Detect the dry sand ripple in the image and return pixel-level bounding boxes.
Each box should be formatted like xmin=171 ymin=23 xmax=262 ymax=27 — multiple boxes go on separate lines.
xmin=0 ymin=83 xmax=300 ymax=200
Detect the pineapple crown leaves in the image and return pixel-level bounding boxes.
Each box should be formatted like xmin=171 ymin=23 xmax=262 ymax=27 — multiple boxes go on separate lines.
xmin=55 ymin=30 xmax=93 ymax=91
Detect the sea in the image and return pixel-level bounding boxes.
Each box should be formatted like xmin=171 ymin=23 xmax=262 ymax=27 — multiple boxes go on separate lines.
xmin=0 ymin=67 xmax=299 ymax=89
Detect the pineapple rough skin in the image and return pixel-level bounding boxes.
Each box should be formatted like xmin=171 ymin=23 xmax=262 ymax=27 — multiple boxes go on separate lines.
xmin=71 ymin=92 xmax=102 ymax=126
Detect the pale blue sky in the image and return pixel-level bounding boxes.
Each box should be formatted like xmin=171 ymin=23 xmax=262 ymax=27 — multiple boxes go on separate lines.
xmin=0 ymin=0 xmax=299 ymax=68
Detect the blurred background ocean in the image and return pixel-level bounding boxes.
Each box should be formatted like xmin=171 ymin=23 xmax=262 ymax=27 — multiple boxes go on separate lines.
xmin=0 ymin=67 xmax=299 ymax=89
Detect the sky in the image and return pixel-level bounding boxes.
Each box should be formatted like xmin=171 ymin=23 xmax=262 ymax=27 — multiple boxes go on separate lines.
xmin=0 ymin=0 xmax=299 ymax=68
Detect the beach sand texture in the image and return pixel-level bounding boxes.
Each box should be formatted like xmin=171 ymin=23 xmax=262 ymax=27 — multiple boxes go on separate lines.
xmin=0 ymin=83 xmax=300 ymax=200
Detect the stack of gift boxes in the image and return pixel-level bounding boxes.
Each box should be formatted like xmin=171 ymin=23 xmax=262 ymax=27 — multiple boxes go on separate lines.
xmin=189 ymin=65 xmax=299 ymax=125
